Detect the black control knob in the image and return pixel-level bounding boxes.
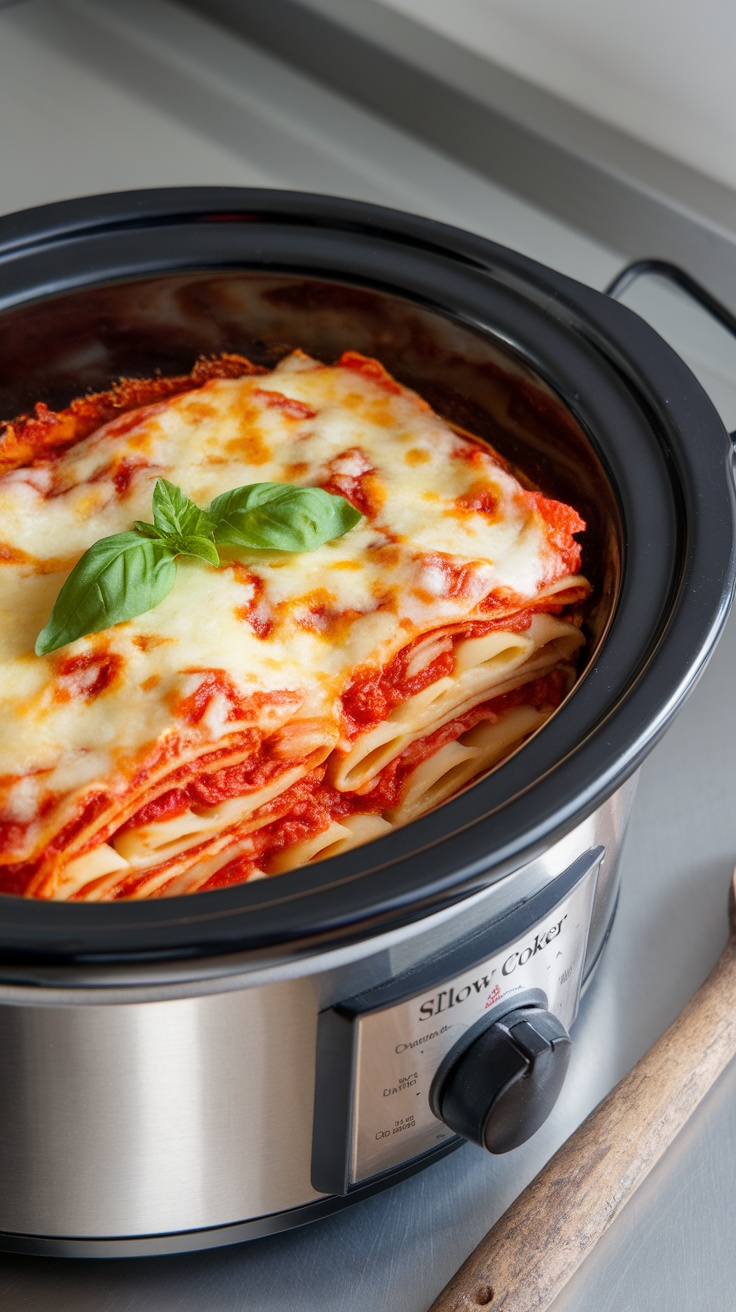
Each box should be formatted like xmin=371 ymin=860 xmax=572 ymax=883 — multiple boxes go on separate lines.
xmin=433 ymin=1004 xmax=572 ymax=1153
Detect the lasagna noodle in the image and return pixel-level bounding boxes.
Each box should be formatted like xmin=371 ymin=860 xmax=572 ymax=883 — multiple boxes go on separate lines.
xmin=385 ymin=704 xmax=552 ymax=826
xmin=0 ymin=349 xmax=590 ymax=900
xmin=54 ymin=771 xmax=310 ymax=902
xmin=64 ymin=615 xmax=582 ymax=898
xmin=260 ymin=681 xmax=569 ymax=877
xmin=331 ymin=613 xmax=584 ymax=793
xmin=79 ymin=625 xmax=581 ymax=897
xmin=268 ymin=814 xmax=394 ymax=874
xmin=9 ymin=690 xmax=307 ymax=873
xmin=31 ymin=717 xmax=338 ymax=900
xmin=109 ymin=720 xmax=336 ymax=869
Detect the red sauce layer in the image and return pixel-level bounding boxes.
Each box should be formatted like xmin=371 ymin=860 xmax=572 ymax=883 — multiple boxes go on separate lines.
xmin=339 ymin=609 xmax=558 ymax=737
xmin=365 ymin=669 xmax=568 ymax=811
xmin=336 ymin=350 xmax=403 ymax=395
xmin=251 ymin=388 xmax=316 ymax=420
xmin=529 ymin=491 xmax=586 ymax=576
xmin=192 ymin=670 xmax=570 ymax=894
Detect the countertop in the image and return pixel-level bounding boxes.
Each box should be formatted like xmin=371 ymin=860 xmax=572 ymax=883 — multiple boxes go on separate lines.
xmin=1 ymin=2 xmax=736 ymax=1308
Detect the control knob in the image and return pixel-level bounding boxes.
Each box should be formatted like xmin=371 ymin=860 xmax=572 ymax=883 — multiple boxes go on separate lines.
xmin=433 ymin=1004 xmax=572 ymax=1153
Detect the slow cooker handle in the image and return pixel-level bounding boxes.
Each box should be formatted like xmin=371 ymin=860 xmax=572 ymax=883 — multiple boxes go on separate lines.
xmin=605 ymin=258 xmax=736 ymax=444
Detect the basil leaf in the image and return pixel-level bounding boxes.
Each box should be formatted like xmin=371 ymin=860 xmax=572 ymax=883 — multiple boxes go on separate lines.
xmin=35 ymin=532 xmax=177 ymax=656
xmin=176 ymin=535 xmax=220 ymax=567
xmin=152 ymin=478 xmax=215 ymax=545
xmin=133 ymin=520 xmax=162 ymax=540
xmin=209 ymin=482 xmax=362 ymax=551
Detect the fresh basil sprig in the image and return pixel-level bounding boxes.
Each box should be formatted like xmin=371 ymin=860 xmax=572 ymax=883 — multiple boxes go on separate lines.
xmin=135 ymin=478 xmax=220 ymax=567
xmin=35 ymin=477 xmax=362 ymax=656
xmin=209 ymin=481 xmax=361 ymax=552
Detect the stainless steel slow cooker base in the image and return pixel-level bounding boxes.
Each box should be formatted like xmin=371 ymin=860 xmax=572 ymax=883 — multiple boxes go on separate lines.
xmin=0 ymin=188 xmax=733 ymax=1257
xmin=0 ymin=780 xmax=634 ymax=1257
xmin=0 ymin=1140 xmax=465 ymax=1259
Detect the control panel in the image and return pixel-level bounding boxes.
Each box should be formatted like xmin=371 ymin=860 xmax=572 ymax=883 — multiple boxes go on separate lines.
xmin=312 ymin=848 xmax=603 ymax=1195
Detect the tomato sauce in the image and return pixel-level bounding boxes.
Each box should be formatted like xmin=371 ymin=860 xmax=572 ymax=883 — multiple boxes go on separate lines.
xmin=172 ymin=669 xmax=261 ymax=726
xmin=112 ymin=458 xmax=147 ymax=496
xmin=114 ymin=721 xmax=315 ymax=835
xmin=251 ymin=389 xmax=316 ymax=420
xmin=320 ymin=446 xmax=383 ymax=518
xmin=0 ymin=542 xmax=34 ymax=565
xmin=341 ymin=634 xmax=456 ymax=734
xmin=52 ymin=648 xmax=124 ymax=702
xmin=336 ymin=351 xmax=403 ymax=395
xmin=234 ymin=574 xmax=275 ymax=640
xmin=422 ymin=554 xmax=478 ymax=600
xmin=528 ymin=491 xmax=585 ymax=576
xmin=0 ymin=860 xmax=40 ymax=896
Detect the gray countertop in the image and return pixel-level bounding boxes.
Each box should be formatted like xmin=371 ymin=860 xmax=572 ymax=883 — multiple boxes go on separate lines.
xmin=1 ymin=2 xmax=736 ymax=1308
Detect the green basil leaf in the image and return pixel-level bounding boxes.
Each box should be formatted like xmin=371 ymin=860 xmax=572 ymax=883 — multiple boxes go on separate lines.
xmin=35 ymin=532 xmax=177 ymax=656
xmin=176 ymin=535 xmax=220 ymax=567
xmin=209 ymin=482 xmax=362 ymax=551
xmin=152 ymin=478 xmax=215 ymax=545
xmin=133 ymin=520 xmax=162 ymax=540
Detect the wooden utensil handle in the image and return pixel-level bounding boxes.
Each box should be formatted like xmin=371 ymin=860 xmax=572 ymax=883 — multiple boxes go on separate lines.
xmin=429 ymin=933 xmax=736 ymax=1312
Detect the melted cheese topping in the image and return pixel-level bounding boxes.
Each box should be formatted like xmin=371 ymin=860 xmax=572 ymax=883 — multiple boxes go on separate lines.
xmin=0 ymin=351 xmax=587 ymax=886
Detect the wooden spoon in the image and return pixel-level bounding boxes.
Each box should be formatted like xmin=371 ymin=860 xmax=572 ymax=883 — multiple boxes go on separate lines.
xmin=428 ymin=865 xmax=736 ymax=1312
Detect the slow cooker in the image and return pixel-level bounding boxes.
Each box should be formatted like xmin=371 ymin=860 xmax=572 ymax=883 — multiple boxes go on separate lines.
xmin=0 ymin=188 xmax=733 ymax=1257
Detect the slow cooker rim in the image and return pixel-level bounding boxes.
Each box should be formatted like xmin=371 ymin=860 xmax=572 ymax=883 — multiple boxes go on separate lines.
xmin=0 ymin=187 xmax=733 ymax=964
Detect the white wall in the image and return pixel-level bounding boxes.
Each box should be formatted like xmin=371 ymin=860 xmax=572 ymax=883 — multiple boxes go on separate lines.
xmin=374 ymin=0 xmax=736 ymax=192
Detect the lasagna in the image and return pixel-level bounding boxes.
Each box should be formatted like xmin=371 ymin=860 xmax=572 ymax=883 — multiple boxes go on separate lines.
xmin=0 ymin=350 xmax=589 ymax=901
